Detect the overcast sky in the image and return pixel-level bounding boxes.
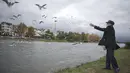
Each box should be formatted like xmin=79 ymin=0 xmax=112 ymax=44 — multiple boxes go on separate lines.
xmin=0 ymin=0 xmax=130 ymax=42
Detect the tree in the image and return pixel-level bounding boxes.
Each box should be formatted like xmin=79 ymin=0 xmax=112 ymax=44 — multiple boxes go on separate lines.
xmin=26 ymin=26 xmax=35 ymax=38
xmin=84 ymin=33 xmax=89 ymax=42
xmin=16 ymin=23 xmax=27 ymax=38
xmin=66 ymin=32 xmax=76 ymax=42
xmin=44 ymin=29 xmax=54 ymax=40
xmin=81 ymin=32 xmax=85 ymax=42
xmin=56 ymin=31 xmax=66 ymax=40
xmin=73 ymin=32 xmax=81 ymax=41
xmin=88 ymin=34 xmax=100 ymax=42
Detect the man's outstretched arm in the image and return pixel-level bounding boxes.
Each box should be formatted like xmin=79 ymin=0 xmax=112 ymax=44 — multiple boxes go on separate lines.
xmin=94 ymin=26 xmax=106 ymax=31
xmin=90 ymin=23 xmax=106 ymax=31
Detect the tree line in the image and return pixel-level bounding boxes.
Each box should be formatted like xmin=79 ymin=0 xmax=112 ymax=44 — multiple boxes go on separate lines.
xmin=0 ymin=22 xmax=100 ymax=42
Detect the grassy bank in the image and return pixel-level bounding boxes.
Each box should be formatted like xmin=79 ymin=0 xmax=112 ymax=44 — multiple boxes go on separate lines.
xmin=54 ymin=48 xmax=130 ymax=73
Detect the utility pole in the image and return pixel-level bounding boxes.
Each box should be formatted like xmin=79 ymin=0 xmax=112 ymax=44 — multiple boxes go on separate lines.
xmin=54 ymin=20 xmax=57 ymax=40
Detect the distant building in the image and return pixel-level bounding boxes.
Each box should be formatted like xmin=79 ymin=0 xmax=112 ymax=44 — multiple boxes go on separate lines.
xmin=34 ymin=28 xmax=43 ymax=38
xmin=0 ymin=22 xmax=13 ymax=36
xmin=12 ymin=25 xmax=18 ymax=37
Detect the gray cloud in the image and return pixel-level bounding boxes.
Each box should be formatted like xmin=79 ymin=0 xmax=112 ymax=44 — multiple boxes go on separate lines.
xmin=0 ymin=0 xmax=130 ymax=42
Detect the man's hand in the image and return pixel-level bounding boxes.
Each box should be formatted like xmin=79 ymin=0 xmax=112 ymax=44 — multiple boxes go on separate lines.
xmin=89 ymin=23 xmax=95 ymax=27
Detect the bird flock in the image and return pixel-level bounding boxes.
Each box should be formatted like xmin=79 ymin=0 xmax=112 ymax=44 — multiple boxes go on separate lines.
xmin=2 ymin=0 xmax=58 ymax=25
xmin=2 ymin=0 xmax=78 ymax=26
xmin=10 ymin=14 xmax=21 ymax=20
xmin=2 ymin=0 xmax=129 ymax=30
xmin=1 ymin=0 xmax=90 ymax=30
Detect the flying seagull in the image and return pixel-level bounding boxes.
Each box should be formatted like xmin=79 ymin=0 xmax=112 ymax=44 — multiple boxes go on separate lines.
xmin=71 ymin=16 xmax=73 ymax=18
xmin=52 ymin=17 xmax=57 ymax=19
xmin=13 ymin=14 xmax=21 ymax=18
xmin=44 ymin=16 xmax=47 ymax=18
xmin=33 ymin=20 xmax=37 ymax=22
xmin=39 ymin=21 xmax=44 ymax=24
xmin=54 ymin=20 xmax=57 ymax=22
xmin=10 ymin=18 xmax=15 ymax=20
xmin=52 ymin=17 xmax=58 ymax=22
xmin=42 ymin=15 xmax=46 ymax=17
xmin=32 ymin=20 xmax=37 ymax=25
xmin=42 ymin=15 xmax=47 ymax=18
xmin=35 ymin=4 xmax=47 ymax=10
xmin=72 ymin=42 xmax=78 ymax=45
xmin=2 ymin=0 xmax=19 ymax=7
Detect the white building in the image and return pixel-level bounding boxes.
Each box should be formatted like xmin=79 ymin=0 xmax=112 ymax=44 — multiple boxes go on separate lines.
xmin=0 ymin=22 xmax=13 ymax=36
xmin=34 ymin=28 xmax=43 ymax=38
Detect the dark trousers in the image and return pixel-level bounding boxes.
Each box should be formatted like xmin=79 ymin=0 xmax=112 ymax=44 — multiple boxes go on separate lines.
xmin=106 ymin=47 xmax=119 ymax=69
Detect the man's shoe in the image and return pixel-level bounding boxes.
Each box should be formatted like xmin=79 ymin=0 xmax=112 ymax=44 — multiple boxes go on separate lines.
xmin=114 ymin=68 xmax=120 ymax=73
xmin=103 ymin=68 xmax=112 ymax=70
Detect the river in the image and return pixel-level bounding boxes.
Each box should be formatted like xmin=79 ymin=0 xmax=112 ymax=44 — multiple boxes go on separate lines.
xmin=0 ymin=40 xmax=125 ymax=73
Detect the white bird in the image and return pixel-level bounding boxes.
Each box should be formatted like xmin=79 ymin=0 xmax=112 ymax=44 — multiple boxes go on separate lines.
xmin=10 ymin=18 xmax=15 ymax=20
xmin=54 ymin=20 xmax=57 ymax=22
xmin=13 ymin=14 xmax=21 ymax=18
xmin=52 ymin=17 xmax=57 ymax=19
xmin=42 ymin=15 xmax=47 ymax=18
xmin=9 ymin=42 xmax=16 ymax=46
xmin=39 ymin=21 xmax=44 ymax=24
xmin=35 ymin=4 xmax=47 ymax=10
xmin=2 ymin=0 xmax=19 ymax=7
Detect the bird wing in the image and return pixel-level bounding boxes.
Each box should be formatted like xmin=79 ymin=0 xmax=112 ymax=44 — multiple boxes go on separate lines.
xmin=10 ymin=2 xmax=14 ymax=5
xmin=42 ymin=4 xmax=47 ymax=7
xmin=18 ymin=14 xmax=21 ymax=17
xmin=42 ymin=15 xmax=45 ymax=17
xmin=54 ymin=20 xmax=57 ymax=22
xmin=52 ymin=17 xmax=57 ymax=19
xmin=39 ymin=21 xmax=44 ymax=24
xmin=14 ymin=1 xmax=19 ymax=3
xmin=13 ymin=15 xmax=17 ymax=18
xmin=44 ymin=16 xmax=47 ymax=18
xmin=2 ymin=0 xmax=9 ymax=4
xmin=9 ymin=1 xmax=19 ymax=6
xmin=42 ymin=4 xmax=47 ymax=9
xmin=35 ymin=4 xmax=42 ymax=10
xmin=10 ymin=17 xmax=15 ymax=20
xmin=35 ymin=4 xmax=41 ymax=7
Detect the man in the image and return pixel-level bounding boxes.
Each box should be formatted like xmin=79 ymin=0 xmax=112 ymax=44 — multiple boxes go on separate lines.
xmin=90 ymin=20 xmax=120 ymax=73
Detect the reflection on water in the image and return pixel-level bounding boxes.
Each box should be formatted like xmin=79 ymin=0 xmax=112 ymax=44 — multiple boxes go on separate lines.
xmin=0 ymin=40 xmax=125 ymax=73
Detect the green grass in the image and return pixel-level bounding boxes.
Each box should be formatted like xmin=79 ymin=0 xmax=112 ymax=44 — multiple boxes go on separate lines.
xmin=54 ymin=48 xmax=130 ymax=73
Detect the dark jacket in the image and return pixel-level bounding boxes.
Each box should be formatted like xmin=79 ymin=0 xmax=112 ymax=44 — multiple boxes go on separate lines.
xmin=94 ymin=25 xmax=120 ymax=50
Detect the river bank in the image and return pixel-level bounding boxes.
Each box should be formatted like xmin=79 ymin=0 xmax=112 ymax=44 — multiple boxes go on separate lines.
xmin=54 ymin=48 xmax=130 ymax=73
xmin=0 ymin=36 xmax=88 ymax=43
xmin=0 ymin=36 xmax=68 ymax=42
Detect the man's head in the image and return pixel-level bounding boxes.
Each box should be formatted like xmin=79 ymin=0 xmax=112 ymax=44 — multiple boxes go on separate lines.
xmin=106 ymin=20 xmax=114 ymax=26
